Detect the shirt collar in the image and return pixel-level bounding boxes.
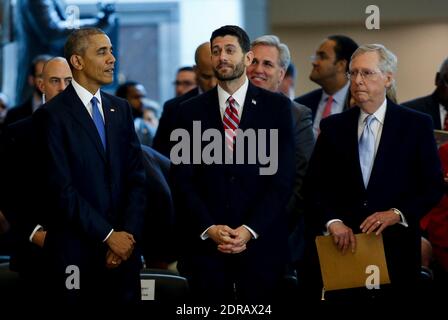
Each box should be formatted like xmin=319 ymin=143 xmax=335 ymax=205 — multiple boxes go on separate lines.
xmin=359 ymin=98 xmax=387 ymax=125
xmin=71 ymin=79 xmax=102 ymax=107
xmin=217 ymin=76 xmax=249 ymax=109
xmin=322 ymin=81 xmax=350 ymax=105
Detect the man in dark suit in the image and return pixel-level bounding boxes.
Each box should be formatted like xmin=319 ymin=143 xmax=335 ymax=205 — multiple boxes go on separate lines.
xmin=4 ymin=54 xmax=51 ymax=126
xmin=295 ymin=35 xmax=358 ymax=137
xmin=153 ymin=42 xmax=217 ymax=158
xmin=171 ymin=25 xmax=295 ymax=303
xmin=35 ymin=27 xmax=146 ymax=303
xmin=140 ymin=145 xmax=176 ymax=269
xmin=305 ymin=44 xmax=444 ymax=302
xmin=402 ymin=57 xmax=448 ymax=130
xmin=246 ymin=34 xmax=315 ymax=282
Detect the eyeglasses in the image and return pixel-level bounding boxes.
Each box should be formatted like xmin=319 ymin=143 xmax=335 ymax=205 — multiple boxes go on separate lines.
xmin=346 ymin=70 xmax=381 ymax=81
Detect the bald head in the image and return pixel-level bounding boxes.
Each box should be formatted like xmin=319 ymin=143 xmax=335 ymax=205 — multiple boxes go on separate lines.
xmin=194 ymin=42 xmax=217 ymax=92
xmin=39 ymin=57 xmax=73 ymax=102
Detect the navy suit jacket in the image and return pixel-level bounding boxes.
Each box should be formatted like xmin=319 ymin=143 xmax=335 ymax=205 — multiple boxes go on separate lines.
xmin=306 ymin=100 xmax=444 ymax=286
xmin=36 ymin=84 xmax=146 ymax=300
xmin=140 ymin=145 xmax=176 ymax=265
xmin=172 ymin=83 xmax=295 ymax=275
xmin=153 ymin=87 xmax=200 ymax=157
xmin=402 ymin=92 xmax=442 ymax=130
xmin=294 ymin=88 xmax=351 ymax=121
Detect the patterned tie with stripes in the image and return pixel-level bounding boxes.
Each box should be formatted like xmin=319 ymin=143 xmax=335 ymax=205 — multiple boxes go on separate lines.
xmin=223 ymin=96 xmax=239 ymax=152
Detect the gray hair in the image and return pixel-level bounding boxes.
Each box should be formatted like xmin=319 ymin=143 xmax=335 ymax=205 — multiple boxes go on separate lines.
xmin=439 ymin=58 xmax=448 ymax=77
xmin=251 ymin=35 xmax=290 ymax=70
xmin=351 ymin=44 xmax=397 ymax=102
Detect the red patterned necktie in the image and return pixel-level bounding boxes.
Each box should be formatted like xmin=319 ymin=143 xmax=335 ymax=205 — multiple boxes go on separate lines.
xmin=322 ymin=95 xmax=334 ymax=119
xmin=223 ymin=96 xmax=239 ymax=151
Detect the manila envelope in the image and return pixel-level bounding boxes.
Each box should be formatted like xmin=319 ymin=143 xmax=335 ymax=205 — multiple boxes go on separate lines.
xmin=315 ymin=233 xmax=390 ymax=291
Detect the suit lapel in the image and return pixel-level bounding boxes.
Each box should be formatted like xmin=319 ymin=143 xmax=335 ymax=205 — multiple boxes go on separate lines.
xmin=368 ymin=101 xmax=400 ymax=189
xmin=204 ymin=88 xmax=224 ymax=132
xmin=345 ymin=107 xmax=366 ymax=189
xmin=238 ymin=83 xmax=260 ymax=131
xmin=63 ymin=85 xmax=106 ymax=162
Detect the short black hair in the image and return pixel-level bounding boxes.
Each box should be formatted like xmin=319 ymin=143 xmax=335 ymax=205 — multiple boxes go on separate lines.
xmin=177 ymin=66 xmax=194 ymax=73
xmin=210 ymin=25 xmax=250 ymax=53
xmin=115 ymin=81 xmax=140 ymax=98
xmin=29 ymin=54 xmax=53 ymax=77
xmin=64 ymin=27 xmax=105 ymax=70
xmin=327 ymin=35 xmax=358 ymax=72
xmin=285 ymin=63 xmax=296 ymax=78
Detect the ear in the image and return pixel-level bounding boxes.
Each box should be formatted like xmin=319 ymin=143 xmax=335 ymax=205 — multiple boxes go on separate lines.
xmin=244 ymin=51 xmax=254 ymax=67
xmin=384 ymin=72 xmax=393 ymax=88
xmin=336 ymin=59 xmax=347 ymax=73
xmin=278 ymin=68 xmax=286 ymax=82
xmin=70 ymin=55 xmax=84 ymax=71
xmin=37 ymin=77 xmax=45 ymax=94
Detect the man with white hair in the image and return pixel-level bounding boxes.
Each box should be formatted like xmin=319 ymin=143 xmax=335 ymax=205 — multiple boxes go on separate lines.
xmin=306 ymin=44 xmax=444 ymax=302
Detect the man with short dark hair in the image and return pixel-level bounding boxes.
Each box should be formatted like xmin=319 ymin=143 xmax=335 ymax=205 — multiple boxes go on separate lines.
xmin=36 ymin=27 xmax=145 ymax=303
xmin=295 ymin=35 xmax=358 ymax=136
xmin=172 ymin=25 xmax=295 ymax=303
xmin=173 ymin=66 xmax=197 ymax=97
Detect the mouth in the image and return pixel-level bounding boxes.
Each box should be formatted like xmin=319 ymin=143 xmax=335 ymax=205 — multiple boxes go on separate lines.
xmin=105 ymin=67 xmax=114 ymax=75
xmin=250 ymin=75 xmax=266 ymax=82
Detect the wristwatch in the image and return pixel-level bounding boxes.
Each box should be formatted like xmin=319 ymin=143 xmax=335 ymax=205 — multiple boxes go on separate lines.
xmin=391 ymin=208 xmax=402 ymax=221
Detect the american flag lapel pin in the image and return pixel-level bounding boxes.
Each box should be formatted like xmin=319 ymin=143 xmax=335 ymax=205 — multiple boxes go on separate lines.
xmin=251 ymin=99 xmax=256 ymax=105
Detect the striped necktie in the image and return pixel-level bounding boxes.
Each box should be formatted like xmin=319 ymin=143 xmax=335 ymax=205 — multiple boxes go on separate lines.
xmin=223 ymin=96 xmax=239 ymax=152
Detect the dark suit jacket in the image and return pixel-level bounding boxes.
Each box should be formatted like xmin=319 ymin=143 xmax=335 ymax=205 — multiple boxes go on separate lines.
xmin=140 ymin=145 xmax=176 ymax=265
xmin=0 ymin=115 xmax=48 ymax=277
xmin=294 ymin=87 xmax=351 ymax=121
xmin=306 ymin=100 xmax=444 ymax=290
xmin=152 ymin=87 xmax=199 ymax=157
xmin=4 ymin=99 xmax=33 ymax=126
xmin=171 ymin=83 xmax=295 ymax=297
xmin=402 ymin=92 xmax=442 ymax=130
xmin=36 ymin=84 xmax=146 ymax=302
xmin=287 ymin=101 xmax=315 ymax=263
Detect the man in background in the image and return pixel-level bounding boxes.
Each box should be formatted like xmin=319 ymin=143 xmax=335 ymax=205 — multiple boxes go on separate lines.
xmin=173 ymin=66 xmax=197 ymax=97
xmin=295 ymin=35 xmax=358 ymax=136
xmin=153 ymin=42 xmax=217 ymax=157
xmin=402 ymin=57 xmax=448 ymax=130
xmin=38 ymin=56 xmax=72 ymax=103
xmin=247 ymin=35 xmax=315 ymax=287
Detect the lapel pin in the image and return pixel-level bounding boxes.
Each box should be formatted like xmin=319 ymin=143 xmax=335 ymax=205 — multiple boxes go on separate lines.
xmin=110 ymin=108 xmax=115 ymax=112
xmin=251 ymin=99 xmax=256 ymax=105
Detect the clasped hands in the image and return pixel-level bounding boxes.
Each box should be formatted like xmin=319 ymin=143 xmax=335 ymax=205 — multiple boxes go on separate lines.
xmin=328 ymin=209 xmax=401 ymax=254
xmin=207 ymin=225 xmax=252 ymax=254
xmin=105 ymin=231 xmax=135 ymax=269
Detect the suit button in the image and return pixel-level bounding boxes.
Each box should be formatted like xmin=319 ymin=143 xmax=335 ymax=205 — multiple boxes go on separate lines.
xmin=363 ymin=201 xmax=368 ymax=207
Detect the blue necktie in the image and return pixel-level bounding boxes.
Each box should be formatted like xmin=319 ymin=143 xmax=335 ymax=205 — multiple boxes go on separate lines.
xmin=91 ymin=97 xmax=106 ymax=150
xmin=359 ymin=115 xmax=376 ymax=187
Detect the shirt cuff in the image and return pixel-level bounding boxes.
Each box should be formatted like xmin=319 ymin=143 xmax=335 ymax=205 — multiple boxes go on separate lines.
xmin=325 ymin=219 xmax=343 ymax=235
xmin=242 ymin=225 xmax=258 ymax=239
xmin=103 ymin=229 xmax=114 ymax=242
xmin=392 ymin=208 xmax=408 ymax=227
xmin=200 ymin=225 xmax=214 ymax=240
xmin=29 ymin=224 xmax=43 ymax=243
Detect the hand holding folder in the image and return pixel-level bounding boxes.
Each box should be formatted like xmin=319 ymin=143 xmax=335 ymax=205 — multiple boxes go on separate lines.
xmin=315 ymin=233 xmax=390 ymax=291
